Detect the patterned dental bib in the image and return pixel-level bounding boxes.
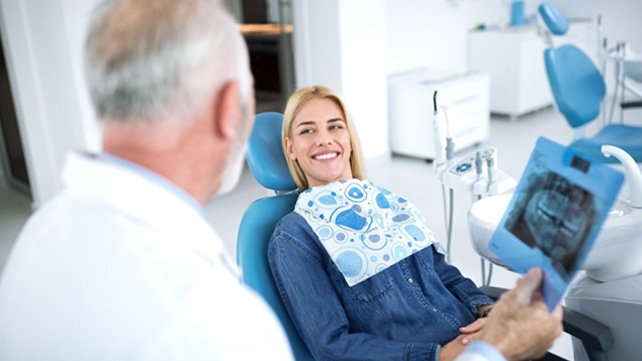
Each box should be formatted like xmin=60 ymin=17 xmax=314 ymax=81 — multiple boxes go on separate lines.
xmin=295 ymin=179 xmax=440 ymax=286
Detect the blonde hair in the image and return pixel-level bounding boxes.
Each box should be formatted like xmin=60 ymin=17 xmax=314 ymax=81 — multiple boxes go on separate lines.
xmin=282 ymin=85 xmax=366 ymax=190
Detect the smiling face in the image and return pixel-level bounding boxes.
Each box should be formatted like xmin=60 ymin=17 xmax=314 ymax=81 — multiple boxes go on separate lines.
xmin=285 ymin=98 xmax=354 ymax=188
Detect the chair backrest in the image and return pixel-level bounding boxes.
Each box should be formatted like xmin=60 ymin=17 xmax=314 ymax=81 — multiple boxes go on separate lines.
xmin=539 ymin=3 xmax=606 ymax=129
xmin=237 ymin=112 xmax=315 ymax=361
xmin=538 ymin=2 xmax=568 ymax=36
xmin=544 ymin=46 xmax=606 ymax=128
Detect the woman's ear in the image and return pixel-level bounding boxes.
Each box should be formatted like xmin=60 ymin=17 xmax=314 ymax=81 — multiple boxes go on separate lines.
xmin=284 ymin=137 xmax=297 ymax=160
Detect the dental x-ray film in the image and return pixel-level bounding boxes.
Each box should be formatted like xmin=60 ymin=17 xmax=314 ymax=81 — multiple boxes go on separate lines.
xmin=488 ymin=137 xmax=624 ymax=311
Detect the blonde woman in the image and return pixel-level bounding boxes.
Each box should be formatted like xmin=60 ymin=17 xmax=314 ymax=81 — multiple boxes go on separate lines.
xmin=268 ymin=86 xmax=494 ymax=361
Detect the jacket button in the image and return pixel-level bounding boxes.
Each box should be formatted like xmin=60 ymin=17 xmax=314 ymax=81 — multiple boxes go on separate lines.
xmin=407 ymin=278 xmax=414 ymax=283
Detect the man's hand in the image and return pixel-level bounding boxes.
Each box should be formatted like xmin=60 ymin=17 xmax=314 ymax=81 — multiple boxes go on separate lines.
xmin=477 ymin=268 xmax=563 ymax=361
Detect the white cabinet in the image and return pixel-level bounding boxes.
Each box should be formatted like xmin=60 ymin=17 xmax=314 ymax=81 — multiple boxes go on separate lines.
xmin=388 ymin=70 xmax=490 ymax=160
xmin=468 ymin=27 xmax=552 ymax=119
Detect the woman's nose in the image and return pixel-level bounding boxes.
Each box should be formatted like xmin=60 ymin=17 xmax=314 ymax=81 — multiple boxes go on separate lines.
xmin=315 ymin=130 xmax=333 ymax=146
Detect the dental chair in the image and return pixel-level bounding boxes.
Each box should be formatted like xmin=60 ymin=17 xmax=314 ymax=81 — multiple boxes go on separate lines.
xmin=241 ymin=112 xmax=624 ymax=360
xmin=539 ymin=2 xmax=642 ymax=163
xmin=236 ymin=112 xmax=314 ymax=361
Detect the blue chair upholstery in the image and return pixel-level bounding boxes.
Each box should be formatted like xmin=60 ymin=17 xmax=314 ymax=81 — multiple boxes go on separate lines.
xmin=246 ymin=112 xmax=297 ymax=192
xmin=539 ymin=2 xmax=568 ymax=36
xmin=237 ymin=112 xmax=315 ymax=361
xmin=539 ymin=3 xmax=642 ymax=163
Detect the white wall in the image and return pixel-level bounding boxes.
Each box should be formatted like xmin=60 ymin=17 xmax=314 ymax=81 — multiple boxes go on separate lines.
xmin=293 ymin=0 xmax=389 ymax=163
xmin=385 ymin=0 xmax=642 ymax=82
xmin=291 ymin=0 xmax=506 ymax=163
xmin=386 ymin=0 xmax=500 ymax=76
xmin=0 ymin=0 xmax=100 ymax=208
xmin=529 ymin=0 xmax=642 ymax=53
xmin=2 ymin=0 xmax=641 ymax=207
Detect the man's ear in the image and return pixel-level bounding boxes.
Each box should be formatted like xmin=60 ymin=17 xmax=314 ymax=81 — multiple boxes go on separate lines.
xmin=284 ymin=136 xmax=296 ymax=160
xmin=213 ymin=80 xmax=241 ymax=141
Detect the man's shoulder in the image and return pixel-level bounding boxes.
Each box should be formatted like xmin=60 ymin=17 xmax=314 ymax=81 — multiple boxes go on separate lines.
xmin=19 ymin=189 xmax=154 ymax=243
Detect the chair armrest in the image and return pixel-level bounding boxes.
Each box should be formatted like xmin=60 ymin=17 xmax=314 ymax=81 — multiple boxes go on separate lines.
xmin=479 ymin=286 xmax=613 ymax=355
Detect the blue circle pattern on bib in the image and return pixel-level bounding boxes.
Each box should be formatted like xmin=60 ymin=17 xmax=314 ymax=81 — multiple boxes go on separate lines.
xmin=295 ymin=179 xmax=438 ymax=286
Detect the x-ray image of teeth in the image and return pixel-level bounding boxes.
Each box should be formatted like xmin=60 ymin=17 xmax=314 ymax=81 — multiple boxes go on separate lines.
xmin=489 ymin=137 xmax=624 ymax=311
xmin=504 ymin=171 xmax=598 ymax=281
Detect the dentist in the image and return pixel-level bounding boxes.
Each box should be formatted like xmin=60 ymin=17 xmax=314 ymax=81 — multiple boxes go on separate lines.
xmin=0 ymin=0 xmax=560 ymax=360
xmin=0 ymin=0 xmax=292 ymax=359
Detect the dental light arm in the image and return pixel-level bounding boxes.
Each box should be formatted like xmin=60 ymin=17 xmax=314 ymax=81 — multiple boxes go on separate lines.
xmin=601 ymin=145 xmax=642 ymax=208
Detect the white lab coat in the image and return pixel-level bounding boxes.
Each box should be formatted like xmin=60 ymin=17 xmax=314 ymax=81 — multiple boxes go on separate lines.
xmin=0 ymin=152 xmax=293 ymax=361
xmin=454 ymin=342 xmax=506 ymax=361
xmin=455 ymin=352 xmax=498 ymax=361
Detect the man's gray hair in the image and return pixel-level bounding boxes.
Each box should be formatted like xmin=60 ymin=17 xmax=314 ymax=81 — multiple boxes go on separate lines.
xmin=85 ymin=0 xmax=249 ymax=124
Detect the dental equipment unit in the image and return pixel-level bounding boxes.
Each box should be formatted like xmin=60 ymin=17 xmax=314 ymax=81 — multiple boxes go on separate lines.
xmin=432 ymin=91 xmax=516 ymax=282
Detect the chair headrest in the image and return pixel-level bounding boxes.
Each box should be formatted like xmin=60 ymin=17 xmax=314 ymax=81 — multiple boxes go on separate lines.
xmin=538 ymin=3 xmax=569 ymax=36
xmin=246 ymin=112 xmax=297 ymax=191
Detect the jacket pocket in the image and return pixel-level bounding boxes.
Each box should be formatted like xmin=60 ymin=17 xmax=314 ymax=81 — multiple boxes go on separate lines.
xmin=346 ymin=274 xmax=395 ymax=305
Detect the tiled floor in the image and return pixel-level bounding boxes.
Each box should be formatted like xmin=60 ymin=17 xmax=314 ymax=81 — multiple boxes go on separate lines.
xmin=0 ymin=105 xmax=585 ymax=359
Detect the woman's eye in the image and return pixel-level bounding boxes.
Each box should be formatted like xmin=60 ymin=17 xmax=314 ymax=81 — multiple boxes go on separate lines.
xmin=299 ymin=128 xmax=313 ymax=135
xmin=330 ymin=124 xmax=344 ymax=130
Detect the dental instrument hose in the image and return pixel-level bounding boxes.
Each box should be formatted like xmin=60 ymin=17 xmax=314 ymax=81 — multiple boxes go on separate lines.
xmin=434 ymin=92 xmax=455 ymax=264
xmin=477 ymin=194 xmax=486 ymax=286
xmin=445 ymin=134 xmax=454 ymax=262
xmin=476 ymin=153 xmax=496 ymax=287
xmin=486 ymin=156 xmax=494 ymax=193
xmin=440 ymin=145 xmax=455 ymax=264
xmin=441 ymin=185 xmax=454 ymax=263
xmin=444 ymin=137 xmax=455 ymax=263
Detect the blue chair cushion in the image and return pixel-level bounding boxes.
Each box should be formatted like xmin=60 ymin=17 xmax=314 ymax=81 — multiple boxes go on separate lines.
xmin=544 ymin=46 xmax=606 ymax=129
xmin=246 ymin=112 xmax=297 ymax=191
xmin=571 ymin=124 xmax=642 ymax=163
xmin=539 ymin=3 xmax=569 ymax=36
xmin=237 ymin=192 xmax=314 ymax=360
xmin=238 ymin=111 xmax=313 ymax=360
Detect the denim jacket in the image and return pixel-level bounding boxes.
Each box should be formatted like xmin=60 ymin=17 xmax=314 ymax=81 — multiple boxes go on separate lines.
xmin=268 ymin=212 xmax=493 ymax=361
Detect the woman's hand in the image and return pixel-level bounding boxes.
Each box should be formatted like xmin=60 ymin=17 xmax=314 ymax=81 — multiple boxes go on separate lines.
xmin=476 ymin=304 xmax=493 ymax=319
xmin=440 ymin=306 xmax=493 ymax=360
xmin=438 ymin=334 xmax=469 ymax=361
xmin=458 ymin=317 xmax=487 ymax=345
